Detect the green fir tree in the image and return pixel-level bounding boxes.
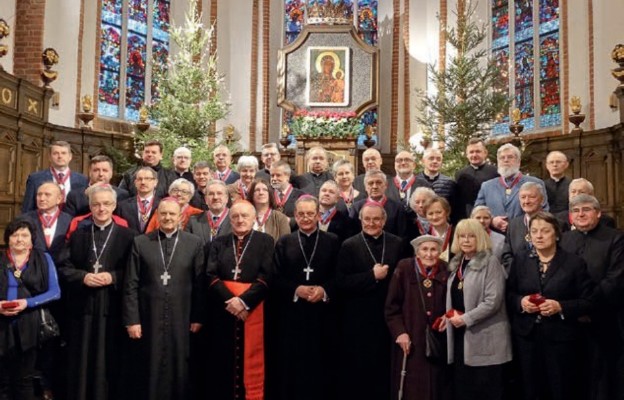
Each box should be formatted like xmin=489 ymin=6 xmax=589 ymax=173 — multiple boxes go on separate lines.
xmin=416 ymin=0 xmax=509 ymax=174
xmin=142 ymin=1 xmax=230 ymax=167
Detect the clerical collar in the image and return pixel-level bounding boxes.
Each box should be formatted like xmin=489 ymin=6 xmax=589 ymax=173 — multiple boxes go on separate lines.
xmin=470 ymin=163 xmax=485 ymax=170
xmin=423 ymin=171 xmax=439 ymax=180
xmin=299 ymin=228 xmax=318 ymax=237
xmin=310 ymin=171 xmax=324 ymax=177
xmin=93 ymin=219 xmax=113 ymax=231
xmin=550 ymin=175 xmax=563 ymax=182
xmin=160 ymin=229 xmax=178 ymax=239
xmin=363 ymin=231 xmax=384 ymax=240
xmin=235 ymin=231 xmax=252 ymax=241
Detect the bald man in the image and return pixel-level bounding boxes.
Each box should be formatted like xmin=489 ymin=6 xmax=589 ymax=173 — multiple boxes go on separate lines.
xmin=543 ymin=151 xmax=571 ymax=213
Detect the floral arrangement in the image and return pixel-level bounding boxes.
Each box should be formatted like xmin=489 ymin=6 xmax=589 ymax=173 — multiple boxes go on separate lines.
xmin=289 ymin=110 xmax=361 ymax=139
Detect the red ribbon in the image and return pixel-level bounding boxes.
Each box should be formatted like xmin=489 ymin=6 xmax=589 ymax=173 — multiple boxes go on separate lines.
xmin=499 ymin=173 xmax=523 ymax=193
xmin=255 ymin=209 xmax=272 ymax=230
xmin=273 ymin=185 xmax=293 ymax=209
xmin=208 ymin=208 xmax=229 ymax=232
xmin=393 ymin=175 xmax=416 ymax=196
xmin=38 ymin=208 xmax=61 ymax=247
xmin=7 ymin=249 xmax=31 ymax=273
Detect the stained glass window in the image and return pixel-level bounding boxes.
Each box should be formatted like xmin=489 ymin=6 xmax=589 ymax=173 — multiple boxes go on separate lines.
xmin=492 ymin=0 xmax=560 ymax=134
xmin=98 ymin=0 xmax=170 ymax=121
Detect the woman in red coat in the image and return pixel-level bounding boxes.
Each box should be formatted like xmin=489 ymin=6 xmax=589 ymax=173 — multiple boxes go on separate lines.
xmin=385 ymin=234 xmax=451 ymax=400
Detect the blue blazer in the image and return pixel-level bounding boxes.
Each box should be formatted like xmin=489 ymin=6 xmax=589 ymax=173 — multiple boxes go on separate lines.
xmin=22 ymin=169 xmax=89 ymax=213
xmin=475 ymin=174 xmax=548 ymax=220
xmin=23 ymin=210 xmax=72 ymax=262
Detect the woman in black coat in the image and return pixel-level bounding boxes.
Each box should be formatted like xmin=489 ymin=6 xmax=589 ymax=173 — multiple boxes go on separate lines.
xmin=507 ymin=212 xmax=593 ymax=400
xmin=0 ymin=218 xmax=61 ymax=399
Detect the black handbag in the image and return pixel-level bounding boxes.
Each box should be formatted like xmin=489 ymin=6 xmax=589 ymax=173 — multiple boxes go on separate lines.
xmin=414 ymin=260 xmax=444 ymax=362
xmin=38 ymin=308 xmax=60 ymax=345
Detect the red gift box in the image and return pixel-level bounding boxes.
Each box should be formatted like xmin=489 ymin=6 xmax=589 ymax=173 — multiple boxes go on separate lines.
xmin=528 ymin=293 xmax=546 ymax=306
xmin=432 ymin=316 xmax=443 ymax=330
xmin=445 ymin=309 xmax=464 ymax=318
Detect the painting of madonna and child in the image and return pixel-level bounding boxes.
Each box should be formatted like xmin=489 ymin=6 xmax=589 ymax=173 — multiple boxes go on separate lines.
xmin=306 ymin=46 xmax=350 ymax=107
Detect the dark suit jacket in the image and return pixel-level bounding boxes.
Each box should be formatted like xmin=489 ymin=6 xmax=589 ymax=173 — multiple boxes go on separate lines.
xmin=115 ymin=196 xmax=161 ymax=233
xmin=296 ymin=171 xmax=333 ymax=196
xmin=215 ymin=169 xmax=240 ymax=185
xmin=275 ymin=187 xmax=306 ymax=218
xmin=64 ymin=186 xmax=129 ymax=217
xmin=22 ymin=169 xmax=89 ymax=213
xmin=507 ymin=248 xmax=593 ymax=341
xmin=502 ymin=216 xmax=532 ymax=273
xmin=24 ymin=210 xmax=72 ymax=262
xmin=555 ymin=211 xmax=616 ymax=232
xmin=185 ymin=211 xmax=232 ymax=245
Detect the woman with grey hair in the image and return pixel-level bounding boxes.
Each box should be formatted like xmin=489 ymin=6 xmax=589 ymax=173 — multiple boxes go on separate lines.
xmin=228 ymin=155 xmax=259 ymax=202
xmin=471 ymin=205 xmax=505 ymax=261
xmin=386 ymin=234 xmax=451 ymax=400
xmin=405 ymin=187 xmax=437 ymax=240
xmin=441 ymin=218 xmax=511 ymax=400
xmin=145 ymin=178 xmax=202 ymax=231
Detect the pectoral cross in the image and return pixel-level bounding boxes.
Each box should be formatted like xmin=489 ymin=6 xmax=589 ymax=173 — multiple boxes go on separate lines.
xmin=93 ymin=261 xmax=102 ymax=273
xmin=160 ymin=271 xmax=171 ymax=286
xmin=232 ymin=265 xmax=242 ymax=280
xmin=303 ymin=266 xmax=314 ymax=281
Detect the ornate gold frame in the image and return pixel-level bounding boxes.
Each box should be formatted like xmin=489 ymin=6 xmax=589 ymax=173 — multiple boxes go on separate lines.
xmin=277 ymin=24 xmax=379 ymax=117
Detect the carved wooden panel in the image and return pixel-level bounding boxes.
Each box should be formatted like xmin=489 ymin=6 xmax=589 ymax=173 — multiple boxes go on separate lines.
xmin=0 ymin=135 xmax=17 ymax=199
xmin=0 ymin=205 xmax=15 ymax=241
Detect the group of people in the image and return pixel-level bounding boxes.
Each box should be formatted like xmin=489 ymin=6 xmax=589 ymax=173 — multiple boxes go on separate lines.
xmin=0 ymin=137 xmax=622 ymax=400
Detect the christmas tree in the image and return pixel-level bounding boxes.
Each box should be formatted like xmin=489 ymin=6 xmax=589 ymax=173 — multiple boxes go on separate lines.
xmin=416 ymin=0 xmax=509 ymax=174
xmin=143 ymin=1 xmax=230 ymax=167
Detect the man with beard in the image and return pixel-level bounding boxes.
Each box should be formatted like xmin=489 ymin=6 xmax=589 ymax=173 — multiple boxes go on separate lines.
xmin=118 ymin=140 xmax=177 ymax=198
xmin=123 ymin=198 xmax=205 ymax=400
xmin=270 ymin=160 xmax=306 ymax=218
xmin=475 ymin=143 xmax=548 ymax=233
xmin=212 ymin=145 xmax=240 ymax=184
xmin=271 ymin=196 xmax=340 ymax=400
xmin=349 ymin=170 xmax=406 ymax=237
xmin=116 ymin=167 xmax=161 ymax=233
xmin=561 ymin=194 xmax=624 ymax=400
xmin=59 ymin=184 xmax=136 ymax=400
xmin=65 ymin=155 xmax=129 ymax=217
xmin=336 ymin=202 xmax=409 ymax=400
xmin=186 ymin=180 xmax=232 ymax=245
xmin=294 ymin=147 xmax=333 ymax=196
xmin=205 ymin=200 xmax=274 ymax=400
xmin=454 ymin=138 xmax=499 ymax=220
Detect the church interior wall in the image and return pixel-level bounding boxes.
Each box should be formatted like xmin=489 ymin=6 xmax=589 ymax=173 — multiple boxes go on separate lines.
xmin=0 ymin=0 xmax=15 ymax=74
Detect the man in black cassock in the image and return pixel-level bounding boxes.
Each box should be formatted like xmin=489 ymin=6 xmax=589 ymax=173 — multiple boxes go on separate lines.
xmin=561 ymin=194 xmax=624 ymax=400
xmin=454 ymin=139 xmax=498 ymax=220
xmin=123 ymin=198 xmax=205 ymax=400
xmin=271 ymin=196 xmax=340 ymax=400
xmin=337 ymin=202 xmax=409 ymax=400
xmin=205 ymin=200 xmax=273 ymax=400
xmin=58 ymin=184 xmax=136 ymax=400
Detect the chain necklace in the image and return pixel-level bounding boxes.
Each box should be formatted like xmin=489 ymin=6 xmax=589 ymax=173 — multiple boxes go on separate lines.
xmin=91 ymin=222 xmax=115 ymax=273
xmin=157 ymin=230 xmax=180 ymax=286
xmin=298 ymin=230 xmax=320 ymax=281
xmin=231 ymin=230 xmax=255 ymax=280
xmin=361 ymin=231 xmax=386 ymax=265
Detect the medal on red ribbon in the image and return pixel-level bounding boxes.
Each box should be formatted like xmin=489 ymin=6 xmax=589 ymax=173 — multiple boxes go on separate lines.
xmin=51 ymin=168 xmax=71 ymax=195
xmin=430 ymin=224 xmax=452 ymax=253
xmin=38 ymin=208 xmax=61 ymax=247
xmin=215 ymin=168 xmax=232 ymax=182
xmin=7 ymin=249 xmax=31 ymax=279
xmin=319 ymin=207 xmax=337 ymax=231
xmin=340 ymin=187 xmax=355 ymax=209
xmin=238 ymin=181 xmax=247 ymax=200
xmin=456 ymin=256 xmax=467 ymax=290
xmin=416 ymin=257 xmax=438 ymax=289
xmin=137 ymin=197 xmax=155 ymax=223
xmin=393 ymin=175 xmax=416 ymax=200
xmin=208 ymin=208 xmax=228 ymax=237
xmin=274 ymin=185 xmax=293 ymax=212
xmin=368 ymin=195 xmax=388 ymax=208
xmin=255 ymin=209 xmax=272 ymax=232
xmin=499 ymin=173 xmax=523 ymax=196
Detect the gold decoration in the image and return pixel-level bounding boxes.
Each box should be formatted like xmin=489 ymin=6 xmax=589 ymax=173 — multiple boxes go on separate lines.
xmin=224 ymin=124 xmax=235 ymax=144
xmin=82 ymin=95 xmax=92 ymax=113
xmin=139 ymin=106 xmax=149 ymax=123
xmin=568 ymin=96 xmax=586 ymax=134
xmin=306 ymin=0 xmax=350 ymax=25
xmin=0 ymin=19 xmax=10 ymax=68
xmin=363 ymin=125 xmax=376 ymax=148
xmin=611 ymin=44 xmax=624 ymax=65
xmin=41 ymin=48 xmax=60 ymax=88
xmin=279 ymin=124 xmax=292 ymax=149
xmin=511 ymin=108 xmax=521 ymax=124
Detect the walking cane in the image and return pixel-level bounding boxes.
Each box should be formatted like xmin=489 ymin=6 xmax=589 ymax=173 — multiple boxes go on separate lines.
xmin=398 ymin=350 xmax=408 ymax=400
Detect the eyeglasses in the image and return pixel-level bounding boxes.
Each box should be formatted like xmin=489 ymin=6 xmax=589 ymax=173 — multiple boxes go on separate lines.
xmin=170 ymin=188 xmax=192 ymax=196
xmin=570 ymin=207 xmax=596 ymax=214
xmin=395 ymin=158 xmax=414 ymax=163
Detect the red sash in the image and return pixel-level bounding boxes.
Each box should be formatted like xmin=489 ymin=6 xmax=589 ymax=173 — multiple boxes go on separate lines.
xmin=223 ymin=281 xmax=265 ymax=400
